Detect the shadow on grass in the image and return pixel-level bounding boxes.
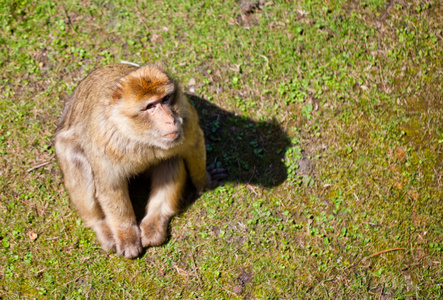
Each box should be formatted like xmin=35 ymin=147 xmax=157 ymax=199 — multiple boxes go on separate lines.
xmin=129 ymin=95 xmax=291 ymax=222
xmin=189 ymin=94 xmax=291 ymax=188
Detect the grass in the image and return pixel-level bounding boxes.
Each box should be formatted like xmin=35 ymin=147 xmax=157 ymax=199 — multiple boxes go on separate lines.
xmin=1 ymin=0 xmax=442 ymax=298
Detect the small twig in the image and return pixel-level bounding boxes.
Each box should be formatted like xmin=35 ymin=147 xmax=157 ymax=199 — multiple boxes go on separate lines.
xmin=379 ymin=61 xmax=387 ymax=92
xmin=27 ymin=161 xmax=52 ymax=172
xmin=364 ymin=248 xmax=408 ymax=260
xmin=18 ymin=199 xmax=40 ymax=216
xmin=120 ymin=60 xmax=140 ymax=67
xmin=379 ymin=1 xmax=394 ymax=21
xmin=246 ymin=166 xmax=256 ymax=184
xmin=379 ymin=284 xmax=385 ymax=298
xmin=59 ymin=214 xmax=69 ymax=239
xmin=133 ymin=0 xmax=150 ymax=32
xmin=18 ymin=198 xmax=37 ymax=209
xmin=35 ymin=268 xmax=47 ymax=276
xmin=63 ymin=272 xmax=88 ymax=286
xmin=246 ymin=184 xmax=259 ymax=196
xmin=173 ymin=265 xmax=189 ymax=277
xmin=190 ymin=249 xmax=203 ymax=288
xmin=259 ymin=54 xmax=269 ymax=65
xmin=61 ymin=5 xmax=77 ymax=33
xmin=27 ymin=157 xmax=54 ymax=172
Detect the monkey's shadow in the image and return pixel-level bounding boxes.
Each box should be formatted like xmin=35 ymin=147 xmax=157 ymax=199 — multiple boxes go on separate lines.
xmin=129 ymin=95 xmax=291 ymax=223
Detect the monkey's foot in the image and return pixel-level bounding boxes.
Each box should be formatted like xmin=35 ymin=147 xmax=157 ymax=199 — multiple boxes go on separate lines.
xmin=140 ymin=215 xmax=170 ymax=248
xmin=206 ymin=164 xmax=228 ymax=190
xmin=114 ymin=224 xmax=142 ymax=259
xmin=92 ymin=219 xmax=116 ymax=252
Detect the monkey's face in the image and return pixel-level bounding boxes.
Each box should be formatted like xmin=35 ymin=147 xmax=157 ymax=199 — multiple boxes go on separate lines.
xmin=113 ymin=91 xmax=184 ymax=150
xmin=111 ymin=66 xmax=186 ymax=150
xmin=139 ymin=93 xmax=185 ymax=149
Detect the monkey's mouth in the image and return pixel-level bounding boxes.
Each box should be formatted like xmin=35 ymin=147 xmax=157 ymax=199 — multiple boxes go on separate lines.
xmin=163 ymin=131 xmax=179 ymax=139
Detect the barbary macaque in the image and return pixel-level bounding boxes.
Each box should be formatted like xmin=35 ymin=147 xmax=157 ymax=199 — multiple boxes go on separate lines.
xmin=54 ymin=63 xmax=224 ymax=258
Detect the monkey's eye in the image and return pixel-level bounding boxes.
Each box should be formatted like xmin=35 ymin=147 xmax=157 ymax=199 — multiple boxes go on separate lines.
xmin=161 ymin=95 xmax=171 ymax=105
xmin=144 ymin=103 xmax=157 ymax=113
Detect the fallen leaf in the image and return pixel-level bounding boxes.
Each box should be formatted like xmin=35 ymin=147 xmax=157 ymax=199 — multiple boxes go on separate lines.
xmin=394 ymin=146 xmax=407 ymax=161
xmin=149 ymin=33 xmax=162 ymax=43
xmin=28 ymin=231 xmax=38 ymax=241
xmin=394 ymin=182 xmax=403 ymax=190
xmin=187 ymin=78 xmax=196 ymax=86
xmin=407 ymin=189 xmax=419 ymax=201
xmin=233 ymin=285 xmax=243 ymax=295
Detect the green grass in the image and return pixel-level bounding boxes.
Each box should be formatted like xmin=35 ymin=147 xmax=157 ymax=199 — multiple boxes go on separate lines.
xmin=1 ymin=0 xmax=442 ymax=298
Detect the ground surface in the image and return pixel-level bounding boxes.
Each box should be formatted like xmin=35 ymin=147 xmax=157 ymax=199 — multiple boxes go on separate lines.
xmin=0 ymin=0 xmax=442 ymax=298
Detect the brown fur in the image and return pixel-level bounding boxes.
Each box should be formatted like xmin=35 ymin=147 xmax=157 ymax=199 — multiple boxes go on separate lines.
xmin=54 ymin=64 xmax=209 ymax=258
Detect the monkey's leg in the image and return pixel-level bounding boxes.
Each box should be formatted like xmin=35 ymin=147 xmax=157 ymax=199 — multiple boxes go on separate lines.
xmin=140 ymin=158 xmax=186 ymax=247
xmin=54 ymin=137 xmax=115 ymax=252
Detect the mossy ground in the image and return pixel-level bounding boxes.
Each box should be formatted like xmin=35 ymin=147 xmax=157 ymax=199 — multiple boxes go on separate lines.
xmin=0 ymin=0 xmax=442 ymax=298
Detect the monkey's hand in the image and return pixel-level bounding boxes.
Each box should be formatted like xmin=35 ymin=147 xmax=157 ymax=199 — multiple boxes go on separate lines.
xmin=205 ymin=164 xmax=228 ymax=191
xmin=114 ymin=223 xmax=142 ymax=259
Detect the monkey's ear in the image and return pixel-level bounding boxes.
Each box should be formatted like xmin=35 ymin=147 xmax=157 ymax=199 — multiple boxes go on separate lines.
xmin=111 ymin=84 xmax=124 ymax=102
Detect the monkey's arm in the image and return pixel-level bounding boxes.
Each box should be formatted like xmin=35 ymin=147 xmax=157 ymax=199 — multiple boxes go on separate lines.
xmin=140 ymin=158 xmax=186 ymax=247
xmin=183 ymin=126 xmax=209 ymax=194
xmin=91 ymin=163 xmax=142 ymax=258
xmin=54 ymin=133 xmax=115 ymax=252
xmin=182 ymin=102 xmax=228 ymax=192
xmin=183 ymin=126 xmax=228 ymax=193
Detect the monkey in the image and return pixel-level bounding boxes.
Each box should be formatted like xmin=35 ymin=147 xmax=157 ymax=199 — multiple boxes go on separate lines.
xmin=54 ymin=63 xmax=225 ymax=258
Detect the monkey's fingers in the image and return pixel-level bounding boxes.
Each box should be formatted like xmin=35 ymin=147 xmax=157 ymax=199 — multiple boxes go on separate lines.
xmin=207 ymin=163 xmax=227 ymax=173
xmin=208 ymin=166 xmax=228 ymax=181
xmin=115 ymin=225 xmax=143 ymax=259
xmin=210 ymin=170 xmax=228 ymax=181
xmin=207 ymin=164 xmax=216 ymax=172
xmin=205 ymin=166 xmax=228 ymax=191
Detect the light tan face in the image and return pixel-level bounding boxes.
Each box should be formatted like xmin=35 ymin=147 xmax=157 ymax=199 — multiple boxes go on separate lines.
xmin=113 ymin=66 xmax=185 ymax=149
xmin=137 ymin=92 xmax=184 ymax=148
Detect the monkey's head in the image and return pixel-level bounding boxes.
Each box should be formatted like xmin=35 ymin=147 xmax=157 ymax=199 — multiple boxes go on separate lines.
xmin=110 ymin=65 xmax=187 ymax=150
